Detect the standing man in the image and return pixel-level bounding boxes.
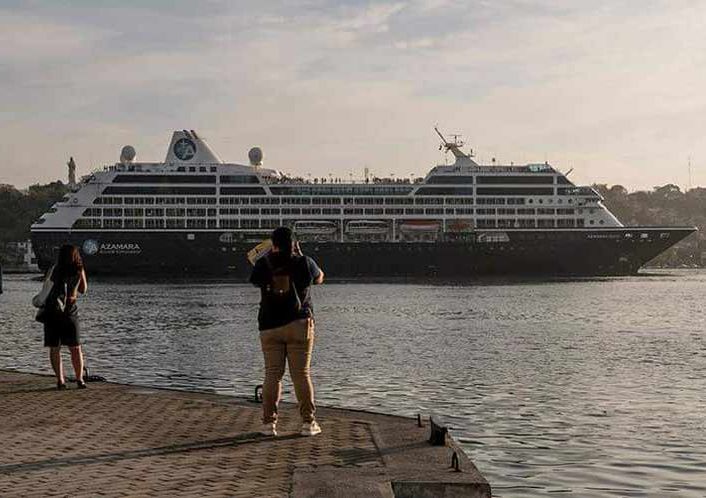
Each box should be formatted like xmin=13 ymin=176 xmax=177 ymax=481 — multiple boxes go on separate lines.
xmin=250 ymin=227 xmax=325 ymax=436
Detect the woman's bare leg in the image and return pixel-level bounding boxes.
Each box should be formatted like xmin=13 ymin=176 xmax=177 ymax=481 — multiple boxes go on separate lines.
xmin=69 ymin=346 xmax=84 ymax=383
xmin=49 ymin=347 xmax=64 ymax=384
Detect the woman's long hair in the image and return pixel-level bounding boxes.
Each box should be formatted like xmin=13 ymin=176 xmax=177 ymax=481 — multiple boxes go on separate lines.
xmin=53 ymin=244 xmax=84 ymax=282
xmin=271 ymin=227 xmax=294 ymax=260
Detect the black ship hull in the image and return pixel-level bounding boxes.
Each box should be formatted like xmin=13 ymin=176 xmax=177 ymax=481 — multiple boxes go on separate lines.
xmin=31 ymin=227 xmax=696 ymax=278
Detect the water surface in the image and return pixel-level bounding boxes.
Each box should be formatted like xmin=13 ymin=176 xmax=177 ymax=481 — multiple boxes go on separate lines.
xmin=1 ymin=271 xmax=705 ymax=497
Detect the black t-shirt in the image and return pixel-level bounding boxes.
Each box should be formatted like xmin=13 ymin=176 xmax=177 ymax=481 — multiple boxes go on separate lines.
xmin=250 ymin=253 xmax=322 ymax=331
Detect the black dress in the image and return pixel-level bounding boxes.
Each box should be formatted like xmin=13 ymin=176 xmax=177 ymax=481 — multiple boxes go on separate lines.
xmin=43 ymin=274 xmax=81 ymax=348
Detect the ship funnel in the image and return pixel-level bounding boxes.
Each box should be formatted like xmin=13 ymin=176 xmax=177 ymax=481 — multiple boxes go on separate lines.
xmin=164 ymin=130 xmax=223 ymax=164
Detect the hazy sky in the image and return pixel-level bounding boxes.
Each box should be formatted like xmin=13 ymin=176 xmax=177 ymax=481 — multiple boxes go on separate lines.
xmin=1 ymin=0 xmax=705 ymax=190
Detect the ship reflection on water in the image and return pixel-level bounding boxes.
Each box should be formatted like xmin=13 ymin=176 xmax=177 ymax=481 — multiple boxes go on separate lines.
xmin=2 ymin=271 xmax=705 ymax=497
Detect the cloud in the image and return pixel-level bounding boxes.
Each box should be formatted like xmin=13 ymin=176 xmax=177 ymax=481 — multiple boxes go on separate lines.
xmin=1 ymin=0 xmax=705 ymax=189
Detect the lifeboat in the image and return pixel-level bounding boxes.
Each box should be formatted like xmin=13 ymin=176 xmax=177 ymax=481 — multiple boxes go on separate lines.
xmin=345 ymin=220 xmax=389 ymax=235
xmin=399 ymin=220 xmax=440 ymax=232
xmin=293 ymin=220 xmax=338 ymax=235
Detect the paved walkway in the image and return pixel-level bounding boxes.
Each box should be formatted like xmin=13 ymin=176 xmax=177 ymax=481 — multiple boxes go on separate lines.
xmin=0 ymin=370 xmax=490 ymax=497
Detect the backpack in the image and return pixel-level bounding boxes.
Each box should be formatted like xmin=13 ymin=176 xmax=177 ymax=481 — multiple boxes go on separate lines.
xmin=262 ymin=256 xmax=302 ymax=316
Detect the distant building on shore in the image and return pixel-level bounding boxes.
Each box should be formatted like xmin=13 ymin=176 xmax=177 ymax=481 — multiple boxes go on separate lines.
xmin=1 ymin=240 xmax=39 ymax=272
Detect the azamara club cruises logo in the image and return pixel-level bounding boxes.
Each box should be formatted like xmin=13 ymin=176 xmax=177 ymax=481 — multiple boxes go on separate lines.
xmin=82 ymin=240 xmax=142 ymax=255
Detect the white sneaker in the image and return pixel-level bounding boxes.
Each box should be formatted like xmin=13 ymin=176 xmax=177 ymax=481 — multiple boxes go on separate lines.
xmin=301 ymin=420 xmax=322 ymax=436
xmin=261 ymin=423 xmax=277 ymax=436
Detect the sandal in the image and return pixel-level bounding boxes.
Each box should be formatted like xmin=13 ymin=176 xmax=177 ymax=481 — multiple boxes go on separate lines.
xmin=76 ymin=380 xmax=87 ymax=389
xmin=57 ymin=382 xmax=67 ymax=391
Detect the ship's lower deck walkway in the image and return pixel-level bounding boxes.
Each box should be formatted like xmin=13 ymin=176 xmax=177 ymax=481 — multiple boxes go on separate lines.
xmin=0 ymin=370 xmax=490 ymax=498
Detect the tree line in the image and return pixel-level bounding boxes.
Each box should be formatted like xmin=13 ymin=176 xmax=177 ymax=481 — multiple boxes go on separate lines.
xmin=0 ymin=180 xmax=703 ymax=266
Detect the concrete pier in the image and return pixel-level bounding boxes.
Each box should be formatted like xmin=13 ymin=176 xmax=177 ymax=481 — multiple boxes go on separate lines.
xmin=0 ymin=370 xmax=490 ymax=497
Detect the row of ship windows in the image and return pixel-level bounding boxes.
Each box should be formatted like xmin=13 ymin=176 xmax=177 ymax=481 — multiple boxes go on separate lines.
xmin=111 ymin=174 xmax=572 ymax=186
xmin=85 ymin=207 xmax=593 ymax=217
xmin=92 ymin=196 xmax=588 ymax=207
xmin=72 ymin=218 xmax=592 ymax=229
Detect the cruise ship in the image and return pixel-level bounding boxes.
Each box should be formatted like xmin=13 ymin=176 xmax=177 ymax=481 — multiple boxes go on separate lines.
xmin=31 ymin=130 xmax=696 ymax=277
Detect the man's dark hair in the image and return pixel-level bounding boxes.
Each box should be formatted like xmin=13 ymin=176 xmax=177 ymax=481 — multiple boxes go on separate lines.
xmin=272 ymin=227 xmax=294 ymax=258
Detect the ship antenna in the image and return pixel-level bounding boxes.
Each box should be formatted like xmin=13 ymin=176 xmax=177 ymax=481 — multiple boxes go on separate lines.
xmin=434 ymin=126 xmax=472 ymax=159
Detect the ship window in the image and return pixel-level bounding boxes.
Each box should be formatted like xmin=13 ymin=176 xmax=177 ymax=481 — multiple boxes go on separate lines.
xmin=455 ymin=208 xmax=474 ymax=215
xmin=477 ymin=187 xmax=553 ymax=196
xmin=425 ymin=208 xmax=443 ymax=215
xmin=187 ymin=219 xmax=207 ymax=228
xmin=124 ymin=219 xmax=144 ymax=228
xmin=189 ymin=167 xmax=196 ymax=172
xmin=145 ymin=219 xmax=164 ymax=228
xmin=385 ymin=208 xmax=404 ymax=215
xmin=589 ymin=220 xmax=595 ymax=225
xmin=426 ymin=176 xmax=474 ymax=184
xmin=528 ymin=199 xmax=533 ymax=204
xmin=199 ymin=167 xmax=207 ymax=172
xmin=537 ymin=208 xmax=555 ymax=215
xmin=186 ymin=208 xmax=207 ymax=217
xmin=576 ymin=219 xmax=585 ymax=227
xmin=557 ymin=219 xmax=576 ymax=228
xmin=365 ymin=208 xmax=384 ymax=215
xmin=477 ymin=208 xmax=496 ymax=215
xmin=599 ymin=220 xmax=605 ymax=225
xmin=103 ymin=208 xmax=123 ymax=217
xmin=113 ymin=174 xmax=216 ymax=184
xmin=104 ymin=219 xmax=123 ymax=229
xmin=242 ymin=220 xmax=259 ymax=228
xmin=219 ymin=187 xmax=266 ymax=195
xmin=415 ymin=187 xmax=474 ymax=196
xmin=322 ymin=208 xmax=341 ymax=215
xmin=405 ymin=208 xmax=424 ymax=215
xmin=518 ymin=208 xmax=535 ymax=215
xmin=186 ymin=197 xmax=216 ymax=205
xmin=177 ymin=167 xmax=185 ymax=172
xmin=145 ymin=208 xmax=164 ymax=217
xmin=221 ymin=219 xmax=239 ymax=229
xmin=166 ymin=219 xmax=186 ymax=229
xmin=105 ymin=186 xmax=215 ymax=195
xmin=220 ymin=175 xmax=260 ymax=184
xmin=477 ymin=175 xmax=554 ymax=184
xmin=538 ymin=219 xmax=555 ymax=228
xmin=498 ymin=208 xmax=516 ymax=215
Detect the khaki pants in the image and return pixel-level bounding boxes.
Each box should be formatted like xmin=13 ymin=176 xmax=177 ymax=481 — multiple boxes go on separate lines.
xmin=259 ymin=318 xmax=316 ymax=424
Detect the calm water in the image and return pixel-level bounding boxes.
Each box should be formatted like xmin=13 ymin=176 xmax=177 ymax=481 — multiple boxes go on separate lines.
xmin=1 ymin=271 xmax=705 ymax=497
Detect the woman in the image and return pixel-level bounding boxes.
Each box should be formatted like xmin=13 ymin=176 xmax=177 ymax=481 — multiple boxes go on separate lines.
xmin=45 ymin=244 xmax=88 ymax=390
xmin=250 ymin=227 xmax=325 ymax=436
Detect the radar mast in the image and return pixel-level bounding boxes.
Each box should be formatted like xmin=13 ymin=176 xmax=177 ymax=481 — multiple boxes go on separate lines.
xmin=434 ymin=127 xmax=473 ymax=160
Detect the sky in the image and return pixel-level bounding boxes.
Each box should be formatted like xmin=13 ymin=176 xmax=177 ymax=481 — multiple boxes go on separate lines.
xmin=1 ymin=0 xmax=705 ymax=190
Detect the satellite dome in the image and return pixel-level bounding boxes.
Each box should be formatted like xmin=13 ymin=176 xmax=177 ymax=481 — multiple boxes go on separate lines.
xmin=120 ymin=145 xmax=136 ymax=163
xmin=248 ymin=147 xmax=263 ymax=166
